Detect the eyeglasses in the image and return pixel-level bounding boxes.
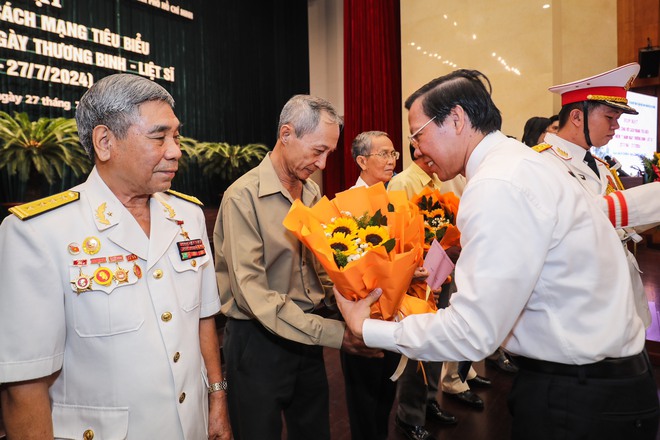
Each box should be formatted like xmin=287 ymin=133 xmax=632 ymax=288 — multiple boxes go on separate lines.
xmin=363 ymin=151 xmax=400 ymax=160
xmin=408 ymin=115 xmax=437 ymax=146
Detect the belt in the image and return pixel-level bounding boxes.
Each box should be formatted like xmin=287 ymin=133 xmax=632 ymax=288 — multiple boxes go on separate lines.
xmin=514 ymin=351 xmax=648 ymax=379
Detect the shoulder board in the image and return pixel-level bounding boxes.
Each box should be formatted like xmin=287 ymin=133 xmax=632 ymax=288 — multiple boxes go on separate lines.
xmin=9 ymin=191 xmax=80 ymax=221
xmin=532 ymin=143 xmax=552 ymax=152
xmin=165 ymin=189 xmax=204 ymax=206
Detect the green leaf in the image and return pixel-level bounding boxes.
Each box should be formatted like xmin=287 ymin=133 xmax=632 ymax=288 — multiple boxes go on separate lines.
xmin=334 ymin=251 xmax=348 ymax=268
xmin=0 ymin=111 xmax=90 ymax=184
xmin=382 ymin=238 xmax=396 ymax=253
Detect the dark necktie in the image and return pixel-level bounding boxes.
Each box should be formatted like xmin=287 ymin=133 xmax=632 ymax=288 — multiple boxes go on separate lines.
xmin=583 ymin=151 xmax=600 ymax=178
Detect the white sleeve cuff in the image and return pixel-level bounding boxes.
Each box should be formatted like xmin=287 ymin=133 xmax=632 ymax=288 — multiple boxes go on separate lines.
xmin=362 ymin=319 xmax=401 ymax=353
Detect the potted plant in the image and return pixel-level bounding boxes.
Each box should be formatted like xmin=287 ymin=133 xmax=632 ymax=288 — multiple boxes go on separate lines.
xmin=0 ymin=111 xmax=91 ymax=206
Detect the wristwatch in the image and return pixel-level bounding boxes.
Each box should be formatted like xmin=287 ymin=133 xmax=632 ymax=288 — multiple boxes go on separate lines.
xmin=207 ymin=380 xmax=228 ymax=394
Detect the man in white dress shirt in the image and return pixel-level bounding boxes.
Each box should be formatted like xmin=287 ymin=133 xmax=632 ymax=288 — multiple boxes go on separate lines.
xmin=334 ymin=69 xmax=659 ymax=439
xmin=0 ymin=74 xmax=231 ymax=440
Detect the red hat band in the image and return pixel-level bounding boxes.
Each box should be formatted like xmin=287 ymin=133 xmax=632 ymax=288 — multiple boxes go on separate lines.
xmin=560 ymin=86 xmax=628 ymax=106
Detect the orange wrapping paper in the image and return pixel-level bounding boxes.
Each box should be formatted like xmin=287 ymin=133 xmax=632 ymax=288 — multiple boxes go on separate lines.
xmin=283 ymin=182 xmax=435 ymax=320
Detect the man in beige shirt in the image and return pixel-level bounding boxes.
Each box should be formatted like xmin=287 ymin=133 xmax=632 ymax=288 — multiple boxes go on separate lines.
xmin=214 ymin=95 xmax=378 ymax=440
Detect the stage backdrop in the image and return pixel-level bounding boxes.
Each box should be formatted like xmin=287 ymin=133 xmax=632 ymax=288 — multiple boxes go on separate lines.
xmin=0 ymin=0 xmax=310 ymax=205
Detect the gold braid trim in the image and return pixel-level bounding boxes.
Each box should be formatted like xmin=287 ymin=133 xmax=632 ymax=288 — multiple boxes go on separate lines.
xmin=587 ymin=94 xmax=628 ymax=103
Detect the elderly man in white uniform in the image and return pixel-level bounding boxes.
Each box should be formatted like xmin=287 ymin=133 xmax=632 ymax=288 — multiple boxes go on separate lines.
xmin=535 ymin=63 xmax=660 ymax=329
xmin=0 ymin=74 xmax=231 ymax=439
xmin=334 ymin=69 xmax=659 ymax=439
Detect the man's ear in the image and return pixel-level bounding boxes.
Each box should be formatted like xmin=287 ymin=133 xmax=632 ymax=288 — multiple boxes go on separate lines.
xmin=450 ymin=105 xmax=466 ymax=134
xmin=92 ymin=125 xmax=113 ymax=162
xmin=280 ymin=124 xmax=293 ymax=145
xmin=569 ymin=108 xmax=583 ymax=126
xmin=356 ymin=155 xmax=368 ymax=171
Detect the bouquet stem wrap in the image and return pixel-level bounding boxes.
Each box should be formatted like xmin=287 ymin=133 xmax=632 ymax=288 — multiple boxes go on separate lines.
xmin=283 ymin=182 xmax=433 ymax=321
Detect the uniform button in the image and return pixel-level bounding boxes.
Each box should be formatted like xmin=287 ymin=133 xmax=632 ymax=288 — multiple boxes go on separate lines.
xmin=306 ymin=288 xmax=311 ymax=294
xmin=179 ymin=392 xmax=186 ymax=403
xmin=173 ymin=352 xmax=180 ymax=362
xmin=83 ymin=429 xmax=94 ymax=440
xmin=161 ymin=312 xmax=173 ymax=322
xmin=153 ymin=269 xmax=163 ymax=279
xmin=190 ymin=260 xmax=197 ymax=267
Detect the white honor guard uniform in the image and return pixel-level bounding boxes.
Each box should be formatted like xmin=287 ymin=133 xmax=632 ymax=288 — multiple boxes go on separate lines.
xmin=0 ymin=168 xmax=220 ymax=440
xmin=536 ymin=63 xmax=660 ymax=328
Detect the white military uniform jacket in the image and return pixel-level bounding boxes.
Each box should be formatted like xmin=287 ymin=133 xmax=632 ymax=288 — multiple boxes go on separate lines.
xmin=540 ymin=132 xmax=660 ymax=327
xmin=363 ymin=132 xmax=644 ymax=365
xmin=0 ymin=168 xmax=220 ymax=440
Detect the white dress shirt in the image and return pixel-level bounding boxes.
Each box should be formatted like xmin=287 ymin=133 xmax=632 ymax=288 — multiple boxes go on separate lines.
xmin=363 ymin=131 xmax=644 ymax=365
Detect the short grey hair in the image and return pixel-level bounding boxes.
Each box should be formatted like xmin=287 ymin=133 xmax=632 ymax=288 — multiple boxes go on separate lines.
xmin=76 ymin=73 xmax=175 ymax=160
xmin=351 ymin=131 xmax=388 ymax=161
xmin=277 ymin=95 xmax=343 ymax=139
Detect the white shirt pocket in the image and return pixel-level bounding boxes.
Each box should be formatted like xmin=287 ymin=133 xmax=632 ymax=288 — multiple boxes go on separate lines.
xmin=53 ymin=402 xmax=129 ymax=440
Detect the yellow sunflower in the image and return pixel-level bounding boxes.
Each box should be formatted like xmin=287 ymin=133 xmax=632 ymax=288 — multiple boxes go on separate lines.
xmin=325 ymin=216 xmax=359 ymax=237
xmin=328 ymin=232 xmax=358 ymax=254
xmin=427 ymin=208 xmax=446 ymax=220
xmin=328 ymin=232 xmax=359 ymax=268
xmin=357 ymin=225 xmax=390 ymax=248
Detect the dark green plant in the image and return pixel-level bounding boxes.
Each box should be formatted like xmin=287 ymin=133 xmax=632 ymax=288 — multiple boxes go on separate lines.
xmin=0 ymin=111 xmax=90 ymax=185
xmin=177 ymin=136 xmax=202 ymax=173
xmin=198 ymin=142 xmax=269 ymax=182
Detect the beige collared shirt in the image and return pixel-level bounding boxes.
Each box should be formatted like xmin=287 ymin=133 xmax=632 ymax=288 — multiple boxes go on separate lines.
xmin=214 ymin=153 xmax=345 ymax=348
xmin=388 ymin=162 xmax=466 ymax=198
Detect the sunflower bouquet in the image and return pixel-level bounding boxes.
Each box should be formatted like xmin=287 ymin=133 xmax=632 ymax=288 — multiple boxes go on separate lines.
xmin=283 ymin=182 xmax=433 ymax=321
xmin=399 ymin=187 xmax=461 ymax=312
xmin=324 ymin=210 xmax=395 ymax=268
xmin=411 ymin=187 xmax=461 ymax=251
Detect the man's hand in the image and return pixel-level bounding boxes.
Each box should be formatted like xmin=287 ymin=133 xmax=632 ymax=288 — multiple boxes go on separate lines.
xmin=333 ymin=286 xmax=382 ymax=339
xmin=340 ymin=328 xmax=384 ymax=358
xmin=208 ymin=391 xmax=232 ymax=440
xmin=445 ymin=246 xmax=461 ymax=264
xmin=412 ymin=266 xmax=429 ymax=282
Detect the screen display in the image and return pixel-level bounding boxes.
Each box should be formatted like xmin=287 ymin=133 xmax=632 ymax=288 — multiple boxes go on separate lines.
xmin=593 ymin=91 xmax=658 ymax=177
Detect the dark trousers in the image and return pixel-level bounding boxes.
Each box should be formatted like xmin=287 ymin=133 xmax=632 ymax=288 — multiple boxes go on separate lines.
xmin=340 ymin=350 xmax=400 ymax=440
xmin=396 ymin=359 xmax=442 ymax=425
xmin=509 ymin=356 xmax=659 ymax=440
xmin=223 ymin=319 xmax=330 ymax=440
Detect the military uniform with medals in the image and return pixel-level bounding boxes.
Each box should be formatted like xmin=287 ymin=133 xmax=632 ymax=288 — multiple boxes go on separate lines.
xmin=0 ymin=167 xmax=220 ymax=440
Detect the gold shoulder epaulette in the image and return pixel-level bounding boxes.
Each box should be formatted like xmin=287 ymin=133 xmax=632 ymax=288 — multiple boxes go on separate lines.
xmin=532 ymin=143 xmax=552 ymax=152
xmin=9 ymin=191 xmax=80 ymax=220
xmin=166 ymin=189 xmax=204 ymax=206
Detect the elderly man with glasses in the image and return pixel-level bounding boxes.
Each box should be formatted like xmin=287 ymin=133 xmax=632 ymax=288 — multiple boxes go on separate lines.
xmin=351 ymin=130 xmax=400 ymax=188
xmin=339 ymin=130 xmax=403 ymax=440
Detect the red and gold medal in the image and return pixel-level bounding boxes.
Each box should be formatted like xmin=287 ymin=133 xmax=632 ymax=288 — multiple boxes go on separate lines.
xmin=127 ymin=253 xmax=142 ymax=279
xmin=109 ymin=255 xmax=129 ymax=284
xmin=90 ymin=256 xmax=112 ymax=286
xmin=68 ymin=242 xmax=81 ymax=255
xmin=114 ymin=266 xmax=129 ymax=284
xmin=71 ymin=261 xmax=92 ymax=294
xmin=93 ymin=266 xmax=113 ymax=286
xmin=72 ymin=273 xmax=93 ymax=294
